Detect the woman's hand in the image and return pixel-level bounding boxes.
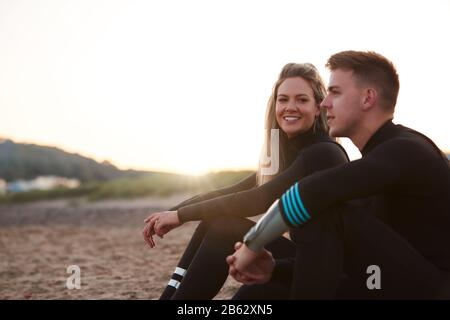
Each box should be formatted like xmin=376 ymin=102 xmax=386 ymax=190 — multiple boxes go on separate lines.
xmin=226 ymin=242 xmax=275 ymax=285
xmin=142 ymin=210 xmax=181 ymax=248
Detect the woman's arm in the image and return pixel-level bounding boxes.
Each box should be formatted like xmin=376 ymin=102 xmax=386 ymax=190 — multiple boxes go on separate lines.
xmin=177 ymin=142 xmax=349 ymax=223
xmin=169 ymin=173 xmax=257 ymax=211
xmin=142 ymin=173 xmax=256 ymax=247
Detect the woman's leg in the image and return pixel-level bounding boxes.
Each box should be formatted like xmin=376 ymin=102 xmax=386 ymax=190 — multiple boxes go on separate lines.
xmin=171 ymin=216 xmax=256 ymax=300
xmin=159 ymin=219 xmax=213 ymax=299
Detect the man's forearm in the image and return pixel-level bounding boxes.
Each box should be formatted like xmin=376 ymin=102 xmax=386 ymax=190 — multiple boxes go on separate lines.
xmin=243 ymin=199 xmax=289 ymax=252
xmin=243 ymin=182 xmax=313 ymax=251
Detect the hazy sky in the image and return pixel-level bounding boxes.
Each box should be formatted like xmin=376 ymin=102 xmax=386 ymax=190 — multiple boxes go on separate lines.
xmin=1 ymin=0 xmax=449 ymax=174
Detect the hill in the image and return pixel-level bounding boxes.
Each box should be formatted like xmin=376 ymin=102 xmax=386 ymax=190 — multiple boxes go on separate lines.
xmin=0 ymin=139 xmax=144 ymax=182
xmin=0 ymin=138 xmax=254 ymax=203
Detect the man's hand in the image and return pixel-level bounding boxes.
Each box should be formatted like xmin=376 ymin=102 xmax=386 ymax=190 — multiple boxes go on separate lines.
xmin=226 ymin=242 xmax=275 ymax=285
xmin=142 ymin=210 xmax=181 ymax=248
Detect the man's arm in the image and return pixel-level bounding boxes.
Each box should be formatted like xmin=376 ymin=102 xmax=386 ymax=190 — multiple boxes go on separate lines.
xmin=243 ymin=139 xmax=418 ymax=250
xmin=243 ymin=199 xmax=290 ymax=252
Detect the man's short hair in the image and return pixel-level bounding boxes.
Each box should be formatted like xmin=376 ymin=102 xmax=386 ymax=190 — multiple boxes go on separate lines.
xmin=326 ymin=51 xmax=400 ymax=111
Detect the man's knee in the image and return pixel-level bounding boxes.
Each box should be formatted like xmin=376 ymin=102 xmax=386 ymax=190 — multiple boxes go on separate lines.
xmin=339 ymin=201 xmax=378 ymax=236
xmin=291 ymin=210 xmax=342 ymax=244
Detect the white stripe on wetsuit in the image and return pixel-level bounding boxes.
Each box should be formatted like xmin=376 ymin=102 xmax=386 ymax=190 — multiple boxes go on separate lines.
xmin=174 ymin=267 xmax=187 ymax=277
xmin=168 ymin=279 xmax=180 ymax=289
xmin=166 ymin=267 xmax=187 ymax=289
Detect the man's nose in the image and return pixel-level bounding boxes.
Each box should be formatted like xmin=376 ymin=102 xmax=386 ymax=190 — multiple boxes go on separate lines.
xmin=320 ymin=96 xmax=331 ymax=110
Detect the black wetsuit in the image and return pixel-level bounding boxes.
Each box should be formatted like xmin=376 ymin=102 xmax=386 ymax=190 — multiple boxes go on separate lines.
xmin=251 ymin=120 xmax=450 ymax=299
xmin=158 ymin=127 xmax=349 ymax=299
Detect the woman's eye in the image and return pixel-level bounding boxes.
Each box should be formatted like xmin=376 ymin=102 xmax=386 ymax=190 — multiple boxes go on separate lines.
xmin=278 ymin=98 xmax=287 ymax=103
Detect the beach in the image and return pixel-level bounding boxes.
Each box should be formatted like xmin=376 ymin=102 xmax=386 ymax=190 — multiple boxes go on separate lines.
xmin=0 ymin=195 xmax=241 ymax=299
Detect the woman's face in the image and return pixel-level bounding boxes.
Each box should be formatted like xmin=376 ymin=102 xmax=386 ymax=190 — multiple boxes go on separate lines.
xmin=275 ymin=77 xmax=320 ymax=138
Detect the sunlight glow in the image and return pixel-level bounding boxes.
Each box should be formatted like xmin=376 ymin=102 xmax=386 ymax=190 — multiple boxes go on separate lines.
xmin=1 ymin=0 xmax=449 ymax=174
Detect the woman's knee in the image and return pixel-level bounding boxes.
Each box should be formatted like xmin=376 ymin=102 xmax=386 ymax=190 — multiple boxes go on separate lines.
xmin=206 ymin=216 xmax=254 ymax=240
xmin=192 ymin=218 xmax=213 ymax=236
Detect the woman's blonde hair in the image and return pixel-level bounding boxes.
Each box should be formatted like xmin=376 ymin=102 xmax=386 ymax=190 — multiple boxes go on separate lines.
xmin=257 ymin=63 xmax=328 ymax=186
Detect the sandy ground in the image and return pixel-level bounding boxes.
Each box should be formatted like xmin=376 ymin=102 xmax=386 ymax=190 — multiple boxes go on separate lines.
xmin=0 ymin=194 xmax=241 ymax=300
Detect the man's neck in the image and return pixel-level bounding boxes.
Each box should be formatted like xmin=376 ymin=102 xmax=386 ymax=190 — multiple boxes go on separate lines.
xmin=350 ymin=114 xmax=393 ymax=151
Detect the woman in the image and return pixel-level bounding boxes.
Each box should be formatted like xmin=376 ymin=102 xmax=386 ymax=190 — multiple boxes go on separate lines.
xmin=142 ymin=63 xmax=349 ymax=299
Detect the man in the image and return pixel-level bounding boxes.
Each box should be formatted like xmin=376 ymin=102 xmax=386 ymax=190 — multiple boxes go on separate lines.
xmin=227 ymin=51 xmax=450 ymax=299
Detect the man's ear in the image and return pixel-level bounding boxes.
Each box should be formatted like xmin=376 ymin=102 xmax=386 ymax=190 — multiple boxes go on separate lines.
xmin=362 ymin=88 xmax=378 ymax=110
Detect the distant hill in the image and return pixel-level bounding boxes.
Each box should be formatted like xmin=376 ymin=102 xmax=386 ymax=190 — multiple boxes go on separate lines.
xmin=0 ymin=139 xmax=146 ymax=182
xmin=0 ymin=138 xmax=254 ymax=203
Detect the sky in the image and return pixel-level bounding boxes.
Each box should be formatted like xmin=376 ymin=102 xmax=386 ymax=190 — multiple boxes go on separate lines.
xmin=1 ymin=0 xmax=449 ymax=175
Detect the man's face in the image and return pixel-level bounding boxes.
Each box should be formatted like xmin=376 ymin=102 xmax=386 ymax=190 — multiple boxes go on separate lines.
xmin=320 ymin=69 xmax=364 ymax=138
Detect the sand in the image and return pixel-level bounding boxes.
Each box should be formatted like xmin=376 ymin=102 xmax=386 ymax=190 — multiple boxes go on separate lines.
xmin=0 ymin=195 xmax=241 ymax=299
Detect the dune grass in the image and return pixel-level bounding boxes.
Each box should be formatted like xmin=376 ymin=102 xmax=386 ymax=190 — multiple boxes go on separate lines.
xmin=0 ymin=170 xmax=253 ymax=204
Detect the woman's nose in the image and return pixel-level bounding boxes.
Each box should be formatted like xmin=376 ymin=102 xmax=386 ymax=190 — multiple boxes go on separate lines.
xmin=285 ymin=100 xmax=297 ymax=111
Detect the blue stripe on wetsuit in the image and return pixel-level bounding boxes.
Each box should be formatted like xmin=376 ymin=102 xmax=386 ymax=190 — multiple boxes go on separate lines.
xmin=288 ymin=185 xmax=307 ymax=223
xmin=281 ymin=193 xmax=300 ymax=227
xmin=294 ymin=182 xmax=311 ymax=220
xmin=280 ymin=182 xmax=312 ymax=227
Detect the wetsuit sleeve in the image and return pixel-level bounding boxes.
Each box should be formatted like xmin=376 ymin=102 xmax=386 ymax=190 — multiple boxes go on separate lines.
xmin=242 ymin=139 xmax=425 ymax=260
xmin=279 ymin=139 xmax=425 ymax=228
xmin=169 ymin=173 xmax=256 ymax=211
xmin=177 ymin=142 xmax=348 ymax=223
xmin=245 ymin=136 xmax=449 ymax=277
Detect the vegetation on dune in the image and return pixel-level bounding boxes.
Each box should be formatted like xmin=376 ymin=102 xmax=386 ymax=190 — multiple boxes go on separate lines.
xmin=0 ymin=170 xmax=253 ymax=204
xmin=0 ymin=138 xmax=254 ymax=204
